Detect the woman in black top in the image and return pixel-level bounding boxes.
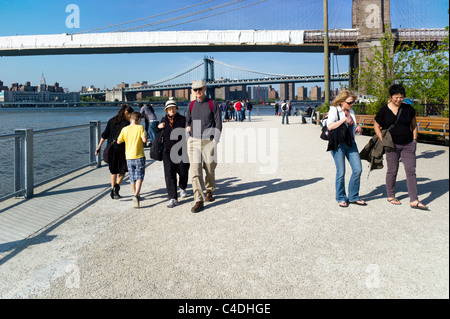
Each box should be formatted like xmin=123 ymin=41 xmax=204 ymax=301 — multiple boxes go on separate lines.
xmin=374 ymin=84 xmax=427 ymax=210
xmin=95 ymin=104 xmax=134 ymax=199
xmin=158 ymin=98 xmax=190 ymax=208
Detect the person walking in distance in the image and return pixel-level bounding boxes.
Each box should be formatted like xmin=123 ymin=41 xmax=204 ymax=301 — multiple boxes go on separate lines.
xmin=245 ymin=99 xmax=253 ymax=122
xmin=140 ymin=103 xmax=158 ymax=147
xmin=281 ymin=100 xmax=289 ymax=124
xmin=185 ymin=80 xmax=222 ymax=213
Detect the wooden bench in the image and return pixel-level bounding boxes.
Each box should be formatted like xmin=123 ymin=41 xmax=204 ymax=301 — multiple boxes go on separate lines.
xmin=354 ymin=114 xmax=449 ymax=136
xmin=416 ymin=117 xmax=449 ymax=136
xmin=355 ymin=115 xmax=376 ymax=129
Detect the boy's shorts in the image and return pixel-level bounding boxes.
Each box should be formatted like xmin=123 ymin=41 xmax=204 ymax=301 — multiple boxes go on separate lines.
xmin=127 ymin=157 xmax=146 ymax=184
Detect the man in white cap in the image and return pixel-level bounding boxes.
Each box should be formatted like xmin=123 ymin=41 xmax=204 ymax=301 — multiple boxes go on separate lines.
xmin=186 ymin=80 xmax=222 ymax=213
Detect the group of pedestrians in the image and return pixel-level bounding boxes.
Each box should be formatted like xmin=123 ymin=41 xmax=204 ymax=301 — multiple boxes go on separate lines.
xmin=95 ymin=80 xmax=222 ymax=213
xmin=220 ymin=99 xmax=253 ymax=122
xmin=326 ymin=85 xmax=428 ymax=210
xmin=95 ymin=82 xmax=428 ymax=213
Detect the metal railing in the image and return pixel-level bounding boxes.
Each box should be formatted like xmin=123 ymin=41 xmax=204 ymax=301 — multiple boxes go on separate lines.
xmin=0 ymin=121 xmax=102 ymax=202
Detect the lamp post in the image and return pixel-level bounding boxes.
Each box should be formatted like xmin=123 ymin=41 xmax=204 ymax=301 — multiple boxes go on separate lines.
xmin=323 ymin=0 xmax=330 ymax=105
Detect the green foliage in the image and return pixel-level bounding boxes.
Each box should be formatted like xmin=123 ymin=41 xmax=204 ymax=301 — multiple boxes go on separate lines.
xmin=412 ymin=103 xmax=425 ymax=117
xmin=140 ymin=96 xmax=185 ymax=102
xmin=353 ymin=23 xmax=449 ymax=115
xmin=318 ymin=102 xmax=329 ymax=114
xmin=80 ymin=96 xmax=102 ymax=102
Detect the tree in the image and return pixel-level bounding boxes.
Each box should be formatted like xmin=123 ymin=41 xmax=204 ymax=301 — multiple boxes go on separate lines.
xmin=354 ymin=24 xmax=449 ymax=116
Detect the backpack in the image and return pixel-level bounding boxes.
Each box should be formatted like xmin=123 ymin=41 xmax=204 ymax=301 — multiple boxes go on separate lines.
xmin=281 ymin=103 xmax=287 ymax=111
xmin=189 ymin=99 xmax=214 ymax=113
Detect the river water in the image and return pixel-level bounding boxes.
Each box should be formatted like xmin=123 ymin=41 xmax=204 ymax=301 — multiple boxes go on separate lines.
xmin=0 ymin=103 xmax=311 ymax=135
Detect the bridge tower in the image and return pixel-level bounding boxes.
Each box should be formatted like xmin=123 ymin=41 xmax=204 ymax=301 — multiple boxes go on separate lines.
xmin=351 ymin=0 xmax=391 ymax=92
xmin=203 ymin=56 xmax=216 ymax=99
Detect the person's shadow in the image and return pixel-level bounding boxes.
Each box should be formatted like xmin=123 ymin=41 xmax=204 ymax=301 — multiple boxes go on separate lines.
xmin=137 ymin=176 xmax=323 ymax=209
xmin=362 ymin=177 xmax=448 ymax=206
xmin=416 ymin=150 xmax=446 ymax=160
xmin=205 ymin=176 xmax=323 ymax=208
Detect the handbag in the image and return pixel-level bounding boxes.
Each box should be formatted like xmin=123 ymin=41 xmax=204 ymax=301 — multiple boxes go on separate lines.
xmin=320 ymin=107 xmax=339 ymax=141
xmin=103 ymin=130 xmax=121 ymax=163
xmin=150 ymin=129 xmax=164 ymax=161
xmin=320 ymin=125 xmax=330 ymax=140
xmin=103 ymin=143 xmax=113 ymax=163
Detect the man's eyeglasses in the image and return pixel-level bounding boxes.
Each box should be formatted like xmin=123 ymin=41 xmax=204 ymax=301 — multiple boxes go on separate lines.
xmin=193 ymin=88 xmax=203 ymax=92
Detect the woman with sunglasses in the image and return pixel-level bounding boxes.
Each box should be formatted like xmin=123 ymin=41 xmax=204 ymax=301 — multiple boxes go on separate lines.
xmin=327 ymin=90 xmax=366 ymax=208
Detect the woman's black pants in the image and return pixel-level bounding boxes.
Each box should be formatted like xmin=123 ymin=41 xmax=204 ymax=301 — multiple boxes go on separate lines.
xmin=163 ymin=151 xmax=189 ymax=200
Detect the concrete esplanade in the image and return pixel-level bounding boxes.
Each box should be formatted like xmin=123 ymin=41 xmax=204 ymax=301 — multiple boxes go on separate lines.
xmin=0 ymin=116 xmax=448 ymax=299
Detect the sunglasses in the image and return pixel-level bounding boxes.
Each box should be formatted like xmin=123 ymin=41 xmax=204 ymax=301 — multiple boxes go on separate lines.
xmin=345 ymin=100 xmax=355 ymax=105
xmin=193 ymin=88 xmax=204 ymax=92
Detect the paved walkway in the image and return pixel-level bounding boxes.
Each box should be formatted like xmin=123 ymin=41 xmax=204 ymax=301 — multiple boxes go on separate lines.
xmin=0 ymin=116 xmax=448 ymax=299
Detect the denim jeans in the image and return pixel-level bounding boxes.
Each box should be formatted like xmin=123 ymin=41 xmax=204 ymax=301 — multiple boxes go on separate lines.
xmin=149 ymin=121 xmax=159 ymax=143
xmin=330 ymin=141 xmax=363 ymax=203
xmin=281 ymin=111 xmax=289 ymax=124
xmin=246 ymin=110 xmax=251 ymax=122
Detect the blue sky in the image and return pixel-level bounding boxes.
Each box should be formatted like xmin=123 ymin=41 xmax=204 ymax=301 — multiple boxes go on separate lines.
xmin=0 ymin=0 xmax=448 ymax=92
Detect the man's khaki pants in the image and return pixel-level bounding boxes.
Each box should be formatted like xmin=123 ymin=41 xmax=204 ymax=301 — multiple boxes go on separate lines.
xmin=188 ymin=138 xmax=217 ymax=202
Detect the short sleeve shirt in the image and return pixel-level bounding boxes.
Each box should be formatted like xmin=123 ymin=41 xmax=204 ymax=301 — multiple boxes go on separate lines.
xmin=375 ymin=103 xmax=416 ymax=145
xmin=117 ymin=125 xmax=146 ymax=160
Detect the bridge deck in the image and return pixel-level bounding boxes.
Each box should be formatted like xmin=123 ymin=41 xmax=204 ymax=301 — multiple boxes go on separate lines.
xmin=0 ymin=116 xmax=448 ymax=298
xmin=1 ymin=29 xmax=447 ymax=57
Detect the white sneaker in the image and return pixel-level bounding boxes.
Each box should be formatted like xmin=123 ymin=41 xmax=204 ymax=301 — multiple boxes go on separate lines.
xmin=179 ymin=189 xmax=188 ymax=198
xmin=167 ymin=199 xmax=179 ymax=208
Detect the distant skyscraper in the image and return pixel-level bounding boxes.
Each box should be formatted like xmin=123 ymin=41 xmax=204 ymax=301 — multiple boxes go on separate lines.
xmin=297 ymin=86 xmax=307 ymax=100
xmin=40 ymin=73 xmax=46 ymax=86
xmin=38 ymin=73 xmax=47 ymax=92
xmin=247 ymin=85 xmax=268 ymax=102
xmin=310 ymin=85 xmax=322 ymax=101
xmin=280 ymin=83 xmax=295 ymax=101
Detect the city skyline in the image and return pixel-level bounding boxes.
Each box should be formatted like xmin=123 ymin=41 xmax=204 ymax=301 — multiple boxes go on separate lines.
xmin=0 ymin=0 xmax=448 ymax=92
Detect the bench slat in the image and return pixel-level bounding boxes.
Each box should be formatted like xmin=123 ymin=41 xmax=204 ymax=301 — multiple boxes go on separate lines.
xmin=354 ymin=115 xmax=448 ymax=136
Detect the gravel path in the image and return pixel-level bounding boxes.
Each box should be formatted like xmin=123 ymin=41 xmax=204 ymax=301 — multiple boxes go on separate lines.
xmin=0 ymin=116 xmax=448 ymax=299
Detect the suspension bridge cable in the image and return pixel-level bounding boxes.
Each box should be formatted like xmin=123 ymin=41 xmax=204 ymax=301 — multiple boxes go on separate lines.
xmin=149 ymin=61 xmax=205 ymax=86
xmin=211 ymin=58 xmax=300 ymax=77
xmin=147 ymin=0 xmax=268 ymax=31
xmin=120 ymin=0 xmax=250 ymax=32
xmin=71 ymin=0 xmax=216 ymax=34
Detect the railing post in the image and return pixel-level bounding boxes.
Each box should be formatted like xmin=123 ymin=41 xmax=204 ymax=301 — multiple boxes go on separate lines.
xmin=15 ymin=129 xmax=34 ymax=198
xmin=14 ymin=132 xmax=22 ymax=195
xmin=90 ymin=121 xmax=101 ymax=168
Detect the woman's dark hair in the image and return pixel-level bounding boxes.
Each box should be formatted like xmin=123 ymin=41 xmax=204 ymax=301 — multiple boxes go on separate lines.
xmin=389 ymin=84 xmax=406 ymax=97
xmin=114 ymin=104 xmax=134 ymax=123
xmin=149 ymin=105 xmax=155 ymax=113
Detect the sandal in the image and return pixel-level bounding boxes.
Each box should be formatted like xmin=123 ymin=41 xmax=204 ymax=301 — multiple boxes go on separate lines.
xmin=338 ymin=201 xmax=348 ymax=208
xmin=410 ymin=201 xmax=429 ymax=211
xmin=387 ymin=198 xmax=401 ymax=205
xmin=350 ymin=199 xmax=367 ymax=206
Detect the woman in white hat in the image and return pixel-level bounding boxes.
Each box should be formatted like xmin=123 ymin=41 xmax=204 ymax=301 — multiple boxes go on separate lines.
xmin=158 ymin=98 xmax=190 ymax=208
